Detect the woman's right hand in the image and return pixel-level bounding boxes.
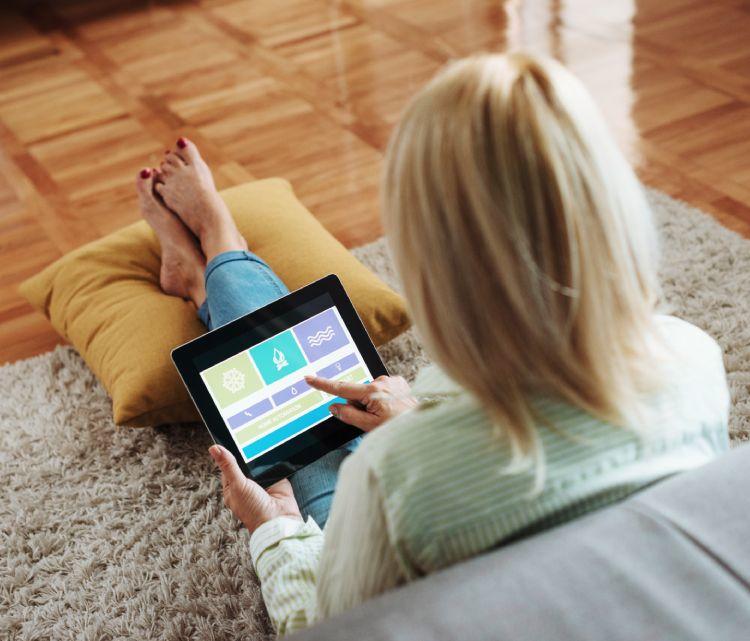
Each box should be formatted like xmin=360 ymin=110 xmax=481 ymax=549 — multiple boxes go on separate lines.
xmin=304 ymin=374 xmax=417 ymax=431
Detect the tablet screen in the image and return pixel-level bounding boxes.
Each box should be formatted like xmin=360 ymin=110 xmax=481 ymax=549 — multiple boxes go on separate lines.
xmin=198 ymin=304 xmax=372 ymax=463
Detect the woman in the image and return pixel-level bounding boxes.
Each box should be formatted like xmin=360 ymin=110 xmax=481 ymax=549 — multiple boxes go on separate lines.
xmin=137 ymin=53 xmax=729 ymax=635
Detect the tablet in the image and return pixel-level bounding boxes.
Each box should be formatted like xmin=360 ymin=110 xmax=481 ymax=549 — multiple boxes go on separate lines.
xmin=172 ymin=274 xmax=388 ymax=487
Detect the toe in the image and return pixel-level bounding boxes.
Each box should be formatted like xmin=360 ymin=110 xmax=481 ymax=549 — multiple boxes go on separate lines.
xmin=163 ymin=154 xmax=181 ymax=169
xmin=135 ymin=167 xmax=155 ymax=199
xmin=172 ymin=138 xmax=189 ymax=164
xmin=175 ymin=136 xmax=201 ymax=165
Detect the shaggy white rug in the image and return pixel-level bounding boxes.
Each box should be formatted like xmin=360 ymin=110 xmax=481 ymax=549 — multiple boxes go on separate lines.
xmin=1 ymin=190 xmax=749 ymax=641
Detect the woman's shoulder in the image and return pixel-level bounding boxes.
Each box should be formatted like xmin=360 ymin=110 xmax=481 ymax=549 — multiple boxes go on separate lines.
xmin=655 ymin=314 xmax=723 ymax=361
xmin=650 ymin=314 xmax=729 ymax=433
xmin=654 ymin=314 xmax=727 ymax=395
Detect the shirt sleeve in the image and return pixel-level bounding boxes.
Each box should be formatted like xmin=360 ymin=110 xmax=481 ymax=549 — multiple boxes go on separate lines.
xmin=249 ymin=516 xmax=324 ymax=635
xmin=249 ymin=448 xmax=406 ymax=635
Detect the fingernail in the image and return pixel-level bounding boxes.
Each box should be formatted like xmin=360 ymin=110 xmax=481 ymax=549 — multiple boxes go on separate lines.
xmin=177 ymin=137 xmax=187 ymax=148
xmin=330 ymin=405 xmax=339 ymax=417
xmin=209 ymin=445 xmax=222 ymax=461
xmin=140 ymin=168 xmax=152 ymax=179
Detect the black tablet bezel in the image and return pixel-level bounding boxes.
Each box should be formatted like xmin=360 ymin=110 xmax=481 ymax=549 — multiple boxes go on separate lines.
xmin=171 ymin=274 xmax=388 ymax=488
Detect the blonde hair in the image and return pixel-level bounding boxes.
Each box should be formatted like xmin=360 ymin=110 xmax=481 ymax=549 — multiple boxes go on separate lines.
xmin=383 ymin=53 xmax=663 ymax=470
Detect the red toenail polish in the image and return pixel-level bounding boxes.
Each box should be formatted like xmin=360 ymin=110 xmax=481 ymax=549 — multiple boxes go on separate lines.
xmin=140 ymin=168 xmax=152 ymax=179
xmin=177 ymin=137 xmax=187 ymax=149
xmin=164 ymin=149 xmax=170 ymax=154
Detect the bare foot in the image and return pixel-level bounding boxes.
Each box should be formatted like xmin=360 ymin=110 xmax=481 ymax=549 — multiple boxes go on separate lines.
xmin=155 ymin=138 xmax=247 ymax=261
xmin=136 ymin=168 xmax=207 ymax=307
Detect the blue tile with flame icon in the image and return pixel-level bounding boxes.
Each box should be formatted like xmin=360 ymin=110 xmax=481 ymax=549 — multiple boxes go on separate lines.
xmin=249 ymin=330 xmax=307 ymax=385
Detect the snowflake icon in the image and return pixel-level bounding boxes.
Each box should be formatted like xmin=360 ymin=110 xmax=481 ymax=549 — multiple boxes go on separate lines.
xmin=222 ymin=368 xmax=246 ymax=394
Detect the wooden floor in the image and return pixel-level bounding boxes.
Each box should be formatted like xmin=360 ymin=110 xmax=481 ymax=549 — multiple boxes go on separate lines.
xmin=1 ymin=0 xmax=750 ymax=364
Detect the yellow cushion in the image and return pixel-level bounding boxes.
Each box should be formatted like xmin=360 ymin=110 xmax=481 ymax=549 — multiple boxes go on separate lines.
xmin=20 ymin=178 xmax=409 ymax=427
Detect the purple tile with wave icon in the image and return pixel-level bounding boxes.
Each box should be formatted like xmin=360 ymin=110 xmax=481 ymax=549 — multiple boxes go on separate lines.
xmin=293 ymin=308 xmax=349 ymax=362
xmin=227 ymin=398 xmax=273 ymax=430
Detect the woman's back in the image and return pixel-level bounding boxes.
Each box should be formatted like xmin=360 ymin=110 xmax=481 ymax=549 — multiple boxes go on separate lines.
xmin=330 ymin=315 xmax=729 ymax=577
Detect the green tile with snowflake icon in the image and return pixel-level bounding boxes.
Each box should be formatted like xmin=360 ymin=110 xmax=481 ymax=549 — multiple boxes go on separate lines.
xmin=201 ymin=352 xmax=263 ymax=409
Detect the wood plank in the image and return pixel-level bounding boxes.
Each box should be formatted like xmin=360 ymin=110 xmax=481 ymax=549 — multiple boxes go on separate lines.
xmin=1 ymin=0 xmax=749 ymax=364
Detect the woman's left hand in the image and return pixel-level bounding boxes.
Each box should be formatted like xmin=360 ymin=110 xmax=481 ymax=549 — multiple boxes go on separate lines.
xmin=209 ymin=444 xmax=301 ymax=533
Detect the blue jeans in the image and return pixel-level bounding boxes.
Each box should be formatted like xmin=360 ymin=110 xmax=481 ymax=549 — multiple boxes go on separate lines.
xmin=198 ymin=250 xmax=359 ymax=528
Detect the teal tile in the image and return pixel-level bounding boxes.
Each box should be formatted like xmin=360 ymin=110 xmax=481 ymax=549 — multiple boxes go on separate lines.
xmin=250 ymin=330 xmax=307 ymax=385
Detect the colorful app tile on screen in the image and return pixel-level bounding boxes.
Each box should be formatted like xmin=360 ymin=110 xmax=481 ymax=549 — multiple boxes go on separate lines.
xmin=272 ymin=379 xmax=311 ymax=407
xmin=226 ymin=398 xmax=274 ymax=430
xmin=202 ymin=352 xmax=262 ymax=409
xmin=293 ymin=308 xmax=349 ymax=363
xmin=250 ymin=329 xmax=307 ymax=385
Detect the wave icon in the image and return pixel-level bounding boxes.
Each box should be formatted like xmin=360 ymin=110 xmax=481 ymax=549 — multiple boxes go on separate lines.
xmin=307 ymin=326 xmax=335 ymax=347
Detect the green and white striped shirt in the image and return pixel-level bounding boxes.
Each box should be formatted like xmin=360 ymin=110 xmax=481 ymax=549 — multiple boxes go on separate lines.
xmin=249 ymin=315 xmax=730 ymax=635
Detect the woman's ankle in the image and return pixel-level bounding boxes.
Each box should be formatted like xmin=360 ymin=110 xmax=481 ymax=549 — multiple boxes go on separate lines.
xmin=202 ymin=226 xmax=249 ymax=263
xmin=189 ymin=281 xmax=207 ymax=311
xmin=193 ymin=193 xmax=247 ymax=261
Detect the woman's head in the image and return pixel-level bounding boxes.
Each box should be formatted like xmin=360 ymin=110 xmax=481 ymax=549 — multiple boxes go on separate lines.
xmin=383 ymin=53 xmax=661 ymax=462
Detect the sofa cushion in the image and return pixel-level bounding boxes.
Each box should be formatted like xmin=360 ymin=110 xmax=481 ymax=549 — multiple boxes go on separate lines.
xmin=290 ymin=445 xmax=750 ymax=641
xmin=20 ymin=178 xmax=409 ymax=427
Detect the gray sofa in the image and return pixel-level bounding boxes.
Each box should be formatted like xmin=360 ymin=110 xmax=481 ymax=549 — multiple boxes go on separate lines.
xmin=291 ymin=444 xmax=750 ymax=641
